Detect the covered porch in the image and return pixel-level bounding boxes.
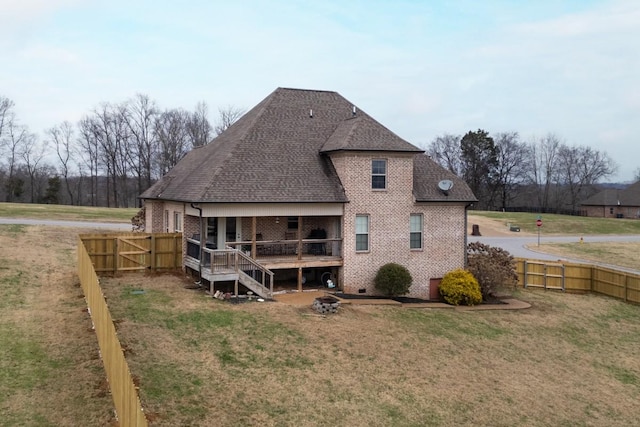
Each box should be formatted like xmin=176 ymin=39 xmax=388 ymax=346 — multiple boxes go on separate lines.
xmin=183 ymin=202 xmax=344 ymax=296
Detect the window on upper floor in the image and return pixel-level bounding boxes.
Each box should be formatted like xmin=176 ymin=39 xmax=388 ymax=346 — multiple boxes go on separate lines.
xmin=174 ymin=212 xmax=183 ymax=232
xmin=355 ymin=214 xmax=370 ymax=252
xmin=372 ymin=159 xmax=387 ymax=190
xmin=164 ymin=210 xmax=169 ymax=232
xmin=410 ymin=213 xmax=423 ymax=250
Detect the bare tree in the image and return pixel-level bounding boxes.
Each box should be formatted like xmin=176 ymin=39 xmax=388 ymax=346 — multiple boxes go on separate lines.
xmin=90 ymin=103 xmax=132 ymax=207
xmin=122 ymin=94 xmax=159 ymax=200
xmin=214 ymin=105 xmax=245 ymax=136
xmin=48 ymin=121 xmax=77 ymax=204
xmin=426 ymin=134 xmax=463 ymax=176
xmin=154 ymin=108 xmax=190 ymax=176
xmin=78 ymin=116 xmax=101 ymax=206
xmin=556 ymin=145 xmax=617 ymax=211
xmin=493 ymin=132 xmax=529 ymax=210
xmin=0 ymin=96 xmax=14 ymax=143
xmin=187 ymin=101 xmax=213 ymax=148
xmin=526 ymin=134 xmax=561 ymax=211
xmin=3 ymin=119 xmax=29 ymax=202
xmin=21 ymin=133 xmax=48 ymax=202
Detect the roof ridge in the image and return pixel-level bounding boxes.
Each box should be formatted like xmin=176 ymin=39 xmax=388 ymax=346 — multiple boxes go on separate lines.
xmin=276 ymin=87 xmax=338 ymax=94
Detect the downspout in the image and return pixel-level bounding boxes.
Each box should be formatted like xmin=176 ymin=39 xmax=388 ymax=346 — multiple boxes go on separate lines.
xmin=191 ymin=203 xmax=203 ymax=283
xmin=464 ymin=202 xmax=474 ymax=268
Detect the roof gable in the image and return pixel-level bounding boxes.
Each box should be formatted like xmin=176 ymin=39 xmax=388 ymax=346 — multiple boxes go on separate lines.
xmin=320 ymin=115 xmax=423 ymax=153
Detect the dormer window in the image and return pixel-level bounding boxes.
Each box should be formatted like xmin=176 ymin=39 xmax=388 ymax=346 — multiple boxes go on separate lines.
xmin=372 ymin=159 xmax=387 ymax=189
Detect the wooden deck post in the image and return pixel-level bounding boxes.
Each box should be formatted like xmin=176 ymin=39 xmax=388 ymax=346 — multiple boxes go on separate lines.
xmin=251 ymin=216 xmax=257 ymax=258
xmin=297 ymin=216 xmax=303 ymax=260
xmin=297 ymin=267 xmax=303 ymax=292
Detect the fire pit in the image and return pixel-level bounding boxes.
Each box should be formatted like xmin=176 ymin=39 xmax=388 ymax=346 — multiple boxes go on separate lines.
xmin=312 ymin=296 xmax=341 ymax=314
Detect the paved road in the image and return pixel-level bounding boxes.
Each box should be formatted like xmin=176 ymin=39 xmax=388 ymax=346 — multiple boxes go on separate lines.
xmin=470 ymin=233 xmax=640 ymax=274
xmin=0 ymin=217 xmax=131 ymax=230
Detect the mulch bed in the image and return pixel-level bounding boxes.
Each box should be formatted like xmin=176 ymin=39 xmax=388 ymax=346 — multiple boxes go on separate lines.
xmin=332 ymin=293 xmax=434 ymax=304
xmin=332 ymin=292 xmax=507 ymax=305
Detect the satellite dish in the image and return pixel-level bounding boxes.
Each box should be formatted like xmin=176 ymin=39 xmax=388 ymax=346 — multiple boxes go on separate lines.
xmin=438 ymin=179 xmax=454 ymax=194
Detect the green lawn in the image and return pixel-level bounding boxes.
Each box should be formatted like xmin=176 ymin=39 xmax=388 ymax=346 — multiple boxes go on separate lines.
xmin=100 ymin=275 xmax=640 ymax=427
xmin=470 ymin=211 xmax=640 ymax=235
xmin=0 ymin=202 xmax=138 ymax=222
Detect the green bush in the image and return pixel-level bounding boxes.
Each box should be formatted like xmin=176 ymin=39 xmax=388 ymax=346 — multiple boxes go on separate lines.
xmin=439 ymin=269 xmax=482 ymax=306
xmin=467 ymin=242 xmax=517 ymax=300
xmin=374 ymin=263 xmax=412 ymax=296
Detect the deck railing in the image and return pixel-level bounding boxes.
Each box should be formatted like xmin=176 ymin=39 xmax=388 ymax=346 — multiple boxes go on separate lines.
xmin=187 ymin=238 xmax=274 ymax=297
xmin=226 ymin=238 xmax=343 ymax=258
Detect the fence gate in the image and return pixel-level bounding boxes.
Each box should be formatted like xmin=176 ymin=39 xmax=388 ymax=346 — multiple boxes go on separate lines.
xmin=117 ymin=236 xmax=151 ymax=271
xmin=524 ymin=261 xmax=565 ymax=291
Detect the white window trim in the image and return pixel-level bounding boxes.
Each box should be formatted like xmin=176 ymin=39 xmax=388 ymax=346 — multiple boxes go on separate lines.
xmin=410 ymin=213 xmax=423 ymax=250
xmin=355 ymin=214 xmax=370 ymax=252
xmin=371 ymin=159 xmax=387 ymax=190
xmin=174 ymin=212 xmax=183 ymax=232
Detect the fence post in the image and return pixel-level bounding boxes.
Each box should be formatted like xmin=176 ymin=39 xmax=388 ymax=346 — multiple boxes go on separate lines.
xmin=113 ymin=237 xmax=118 ymax=273
xmin=150 ymin=235 xmax=156 ymax=271
xmin=174 ymin=234 xmax=180 ymax=269
xmin=624 ymin=274 xmax=628 ymax=302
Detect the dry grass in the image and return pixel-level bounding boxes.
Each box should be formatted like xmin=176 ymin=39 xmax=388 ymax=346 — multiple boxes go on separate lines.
xmin=101 ymin=274 xmax=640 ymax=427
xmin=535 ymin=242 xmax=640 ymax=270
xmin=0 ymin=224 xmax=116 ymax=426
xmin=2 ymin=215 xmax=640 ymax=426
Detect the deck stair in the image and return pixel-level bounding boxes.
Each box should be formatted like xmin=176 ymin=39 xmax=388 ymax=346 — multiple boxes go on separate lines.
xmin=186 ymin=239 xmax=274 ymax=299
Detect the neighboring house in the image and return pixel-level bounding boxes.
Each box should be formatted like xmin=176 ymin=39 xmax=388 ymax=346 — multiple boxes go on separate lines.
xmin=581 ymin=181 xmax=640 ymax=219
xmin=140 ymin=88 xmax=476 ymax=299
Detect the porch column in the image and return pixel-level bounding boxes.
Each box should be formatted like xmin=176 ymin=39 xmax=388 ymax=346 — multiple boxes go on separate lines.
xmin=297 ymin=267 xmax=303 ymax=292
xmin=297 ymin=215 xmax=303 ymax=260
xmin=251 ymin=216 xmax=257 ymax=258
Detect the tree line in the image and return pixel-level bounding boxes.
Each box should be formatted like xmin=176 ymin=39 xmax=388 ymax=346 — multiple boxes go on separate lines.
xmin=0 ymin=94 xmax=627 ymax=212
xmin=426 ymin=130 xmax=619 ymax=212
xmin=0 ymin=94 xmax=244 ymax=207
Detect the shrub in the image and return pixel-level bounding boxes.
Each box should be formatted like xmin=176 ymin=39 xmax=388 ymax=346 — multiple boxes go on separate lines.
xmin=374 ymin=263 xmax=412 ymax=296
xmin=467 ymin=242 xmax=517 ymax=300
xmin=439 ymin=269 xmax=482 ymax=306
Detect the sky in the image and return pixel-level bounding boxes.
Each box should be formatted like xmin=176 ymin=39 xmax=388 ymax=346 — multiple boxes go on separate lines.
xmin=1 ymin=0 xmax=639 ymax=181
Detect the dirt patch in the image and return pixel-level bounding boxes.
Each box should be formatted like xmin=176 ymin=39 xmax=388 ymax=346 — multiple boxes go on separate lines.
xmin=467 ymin=214 xmax=534 ymax=237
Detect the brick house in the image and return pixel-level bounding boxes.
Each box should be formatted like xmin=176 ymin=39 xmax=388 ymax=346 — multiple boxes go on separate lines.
xmin=140 ymin=88 xmax=476 ymax=299
xmin=581 ymin=181 xmax=640 ymax=219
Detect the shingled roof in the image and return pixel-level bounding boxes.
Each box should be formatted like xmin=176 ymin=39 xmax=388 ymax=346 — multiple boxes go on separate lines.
xmin=582 ymin=181 xmax=640 ymax=207
xmin=140 ymin=87 xmax=476 ymax=204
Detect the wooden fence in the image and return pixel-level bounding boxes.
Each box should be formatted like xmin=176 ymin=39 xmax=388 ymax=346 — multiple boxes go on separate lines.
xmin=78 ymin=236 xmax=148 ymax=427
xmin=80 ymin=232 xmax=182 ymax=273
xmin=516 ymin=258 xmax=640 ymax=304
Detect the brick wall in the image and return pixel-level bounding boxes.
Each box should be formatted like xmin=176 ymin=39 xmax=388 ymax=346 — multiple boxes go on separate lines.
xmin=584 ymin=205 xmax=640 ymax=219
xmin=330 ymin=152 xmax=466 ymax=299
xmin=145 ymin=201 xmax=165 ymax=233
xmin=241 ymin=216 xmax=338 ymax=241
